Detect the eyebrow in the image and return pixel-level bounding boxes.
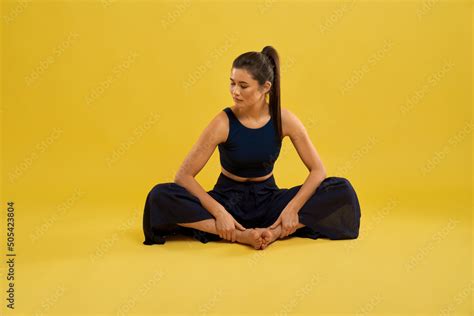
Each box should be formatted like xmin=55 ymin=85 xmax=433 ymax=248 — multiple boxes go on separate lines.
xmin=230 ymin=77 xmax=249 ymax=84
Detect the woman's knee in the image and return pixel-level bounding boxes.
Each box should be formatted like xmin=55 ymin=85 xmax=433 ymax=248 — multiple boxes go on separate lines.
xmin=333 ymin=177 xmax=361 ymax=238
xmin=323 ymin=176 xmax=357 ymax=197
xmin=323 ymin=176 xmax=352 ymax=187
xmin=318 ymin=176 xmax=361 ymax=229
xmin=148 ymin=182 xmax=176 ymax=203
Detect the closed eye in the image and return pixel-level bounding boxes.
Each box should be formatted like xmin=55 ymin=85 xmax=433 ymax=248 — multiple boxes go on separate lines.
xmin=230 ymin=82 xmax=248 ymax=89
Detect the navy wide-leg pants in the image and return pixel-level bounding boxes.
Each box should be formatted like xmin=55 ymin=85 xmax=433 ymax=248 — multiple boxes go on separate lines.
xmin=142 ymin=172 xmax=361 ymax=245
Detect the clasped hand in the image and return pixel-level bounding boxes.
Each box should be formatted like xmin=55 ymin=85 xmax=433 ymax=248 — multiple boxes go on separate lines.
xmin=214 ymin=206 xmax=300 ymax=242
xmin=269 ymin=206 xmax=300 ymax=238
xmin=214 ymin=209 xmax=246 ymax=242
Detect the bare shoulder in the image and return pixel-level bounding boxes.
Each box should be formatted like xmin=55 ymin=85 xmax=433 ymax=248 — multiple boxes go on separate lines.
xmin=281 ymin=107 xmax=305 ymax=139
xmin=175 ymin=108 xmax=229 ymax=179
xmin=204 ymin=108 xmax=229 ymax=145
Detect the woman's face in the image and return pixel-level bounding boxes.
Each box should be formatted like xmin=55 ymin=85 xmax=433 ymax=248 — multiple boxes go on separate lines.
xmin=229 ymin=68 xmax=271 ymax=106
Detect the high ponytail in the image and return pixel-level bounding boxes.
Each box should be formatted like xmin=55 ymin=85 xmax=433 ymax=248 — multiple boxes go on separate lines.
xmin=231 ymin=46 xmax=283 ymax=145
xmin=261 ymin=46 xmax=281 ymax=145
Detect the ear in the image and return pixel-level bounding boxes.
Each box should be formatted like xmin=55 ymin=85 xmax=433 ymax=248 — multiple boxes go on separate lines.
xmin=265 ymin=81 xmax=272 ymax=94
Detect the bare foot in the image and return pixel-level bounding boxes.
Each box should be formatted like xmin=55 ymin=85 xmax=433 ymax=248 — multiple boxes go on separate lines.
xmin=255 ymin=226 xmax=282 ymax=250
xmin=236 ymin=228 xmax=263 ymax=250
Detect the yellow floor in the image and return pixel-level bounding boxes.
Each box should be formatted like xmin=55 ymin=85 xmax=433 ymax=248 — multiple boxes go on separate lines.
xmin=1 ymin=1 xmax=472 ymax=315
xmin=9 ymin=199 xmax=472 ymax=316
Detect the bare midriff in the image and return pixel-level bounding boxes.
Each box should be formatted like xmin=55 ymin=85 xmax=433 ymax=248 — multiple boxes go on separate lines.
xmin=221 ymin=166 xmax=273 ymax=182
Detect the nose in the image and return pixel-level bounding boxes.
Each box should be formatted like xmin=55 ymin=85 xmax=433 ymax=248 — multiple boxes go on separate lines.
xmin=231 ymin=86 xmax=241 ymax=96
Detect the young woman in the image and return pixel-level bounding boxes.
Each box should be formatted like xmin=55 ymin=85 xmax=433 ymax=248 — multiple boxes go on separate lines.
xmin=142 ymin=46 xmax=361 ymax=250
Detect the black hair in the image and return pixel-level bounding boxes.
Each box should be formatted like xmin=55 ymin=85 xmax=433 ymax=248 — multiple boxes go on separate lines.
xmin=231 ymin=46 xmax=282 ymax=145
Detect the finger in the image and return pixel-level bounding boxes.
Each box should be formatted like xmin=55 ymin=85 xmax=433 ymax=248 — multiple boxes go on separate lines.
xmin=287 ymin=227 xmax=294 ymax=236
xmin=293 ymin=225 xmax=299 ymax=234
xmin=236 ymin=222 xmax=246 ymax=231
xmin=269 ymin=220 xmax=277 ymax=229
xmin=278 ymin=228 xmax=285 ymax=238
xmin=270 ymin=217 xmax=281 ymax=229
xmin=231 ymin=230 xmax=236 ymax=242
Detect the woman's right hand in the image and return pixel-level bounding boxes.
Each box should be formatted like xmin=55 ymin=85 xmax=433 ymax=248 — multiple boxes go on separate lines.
xmin=214 ymin=210 xmax=246 ymax=242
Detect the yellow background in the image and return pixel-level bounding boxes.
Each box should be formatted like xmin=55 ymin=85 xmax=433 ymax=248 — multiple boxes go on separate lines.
xmin=1 ymin=0 xmax=472 ymax=315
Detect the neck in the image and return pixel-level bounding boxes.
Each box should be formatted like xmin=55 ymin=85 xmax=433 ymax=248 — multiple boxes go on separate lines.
xmin=237 ymin=99 xmax=269 ymax=120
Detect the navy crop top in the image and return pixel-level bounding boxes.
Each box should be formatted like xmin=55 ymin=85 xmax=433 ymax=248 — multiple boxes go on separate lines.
xmin=218 ymin=107 xmax=282 ymax=177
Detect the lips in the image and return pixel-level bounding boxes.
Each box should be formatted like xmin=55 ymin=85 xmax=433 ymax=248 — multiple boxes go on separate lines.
xmin=233 ymin=98 xmax=242 ymax=101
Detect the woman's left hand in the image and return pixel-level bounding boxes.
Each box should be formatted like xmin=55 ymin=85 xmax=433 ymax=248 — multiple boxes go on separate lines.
xmin=269 ymin=207 xmax=300 ymax=238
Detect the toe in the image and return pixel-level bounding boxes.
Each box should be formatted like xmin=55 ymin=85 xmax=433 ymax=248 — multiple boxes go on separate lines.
xmin=264 ymin=231 xmax=273 ymax=242
xmin=250 ymin=230 xmax=260 ymax=239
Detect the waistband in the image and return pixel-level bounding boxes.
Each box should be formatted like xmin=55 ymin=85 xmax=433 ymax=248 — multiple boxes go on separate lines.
xmin=216 ymin=172 xmax=276 ymax=188
xmin=214 ymin=172 xmax=278 ymax=208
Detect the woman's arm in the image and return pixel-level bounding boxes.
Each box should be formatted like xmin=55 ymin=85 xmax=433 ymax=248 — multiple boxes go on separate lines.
xmin=282 ymin=108 xmax=327 ymax=213
xmin=173 ymin=110 xmax=228 ymax=218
